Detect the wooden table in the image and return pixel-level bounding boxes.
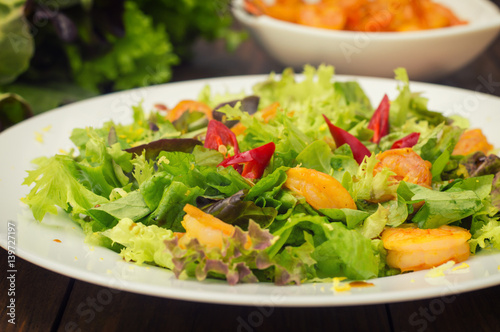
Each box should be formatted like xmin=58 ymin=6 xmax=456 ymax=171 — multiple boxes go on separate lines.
xmin=3 ymin=15 xmax=500 ymax=332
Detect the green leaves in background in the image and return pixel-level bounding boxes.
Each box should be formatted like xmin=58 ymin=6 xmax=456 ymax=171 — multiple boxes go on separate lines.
xmin=0 ymin=0 xmax=244 ymax=129
xmin=0 ymin=0 xmax=34 ymax=85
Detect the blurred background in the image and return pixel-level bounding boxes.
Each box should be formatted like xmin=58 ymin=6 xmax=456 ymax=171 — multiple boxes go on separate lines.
xmin=0 ymin=0 xmax=248 ymax=130
xmin=2 ymin=0 xmax=500 ymax=130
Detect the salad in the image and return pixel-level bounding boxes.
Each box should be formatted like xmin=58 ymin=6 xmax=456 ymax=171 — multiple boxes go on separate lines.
xmin=22 ymin=66 xmax=500 ymax=285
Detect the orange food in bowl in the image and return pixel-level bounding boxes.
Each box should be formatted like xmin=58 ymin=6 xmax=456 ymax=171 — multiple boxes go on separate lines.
xmin=244 ymin=0 xmax=466 ymax=32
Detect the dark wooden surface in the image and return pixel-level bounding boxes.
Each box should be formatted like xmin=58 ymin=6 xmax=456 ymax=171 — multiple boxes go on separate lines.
xmin=3 ymin=9 xmax=500 ymax=331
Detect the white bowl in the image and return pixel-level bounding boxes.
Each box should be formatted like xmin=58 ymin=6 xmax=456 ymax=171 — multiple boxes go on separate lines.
xmin=233 ymin=0 xmax=500 ymax=80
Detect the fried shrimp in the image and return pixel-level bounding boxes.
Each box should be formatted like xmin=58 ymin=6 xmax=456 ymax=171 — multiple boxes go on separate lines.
xmin=381 ymin=224 xmax=471 ymax=272
xmin=452 ymin=129 xmax=493 ymax=156
xmin=179 ymin=204 xmax=240 ymax=249
xmin=284 ymin=167 xmax=357 ymax=210
xmin=374 ymin=148 xmax=432 ymax=188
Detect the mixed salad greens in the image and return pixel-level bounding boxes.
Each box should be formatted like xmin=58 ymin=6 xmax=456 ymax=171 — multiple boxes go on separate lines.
xmin=22 ymin=66 xmax=500 ymax=285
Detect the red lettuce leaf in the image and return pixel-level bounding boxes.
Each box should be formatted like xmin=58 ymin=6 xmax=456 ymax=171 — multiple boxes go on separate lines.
xmin=125 ymin=138 xmax=201 ymax=160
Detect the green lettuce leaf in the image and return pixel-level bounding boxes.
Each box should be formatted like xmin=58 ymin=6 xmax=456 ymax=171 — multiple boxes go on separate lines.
xmin=296 ymin=140 xmax=333 ymax=175
xmin=469 ymin=219 xmax=500 ymax=253
xmin=320 ymin=208 xmax=369 ymax=229
xmin=351 ymin=154 xmax=397 ymax=202
xmin=103 ymin=218 xmax=174 ymax=268
xmin=404 ymin=182 xmax=484 ymax=228
xmin=358 ymin=204 xmax=389 ymax=239
xmin=313 ymin=222 xmax=379 ymax=280
xmin=88 ymin=191 xmax=151 ymax=227
xmin=146 ymin=181 xmax=204 ymax=230
xmin=22 ymin=155 xmax=108 ymax=221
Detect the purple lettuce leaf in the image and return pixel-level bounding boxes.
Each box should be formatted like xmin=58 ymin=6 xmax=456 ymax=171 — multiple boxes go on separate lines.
xmin=163 ymin=219 xmax=318 ymax=285
xmin=164 ymin=220 xmax=274 ymax=285
xmin=125 ymin=138 xmax=201 ymax=160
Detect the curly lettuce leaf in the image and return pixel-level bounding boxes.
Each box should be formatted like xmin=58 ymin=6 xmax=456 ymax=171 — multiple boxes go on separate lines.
xmin=136 ymin=0 xmax=245 ymax=58
xmin=22 ymin=155 xmax=108 ymax=221
xmin=271 ymin=231 xmax=316 ymax=285
xmin=164 ymin=220 xmax=274 ymax=285
xmin=103 ymin=218 xmax=174 ymax=268
xmin=469 ymin=219 xmax=500 ymax=253
xmin=268 ymin=213 xmax=380 ymax=280
xmin=351 ymin=154 xmax=398 ymax=202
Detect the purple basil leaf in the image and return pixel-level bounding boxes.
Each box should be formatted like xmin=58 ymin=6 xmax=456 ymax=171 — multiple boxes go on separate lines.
xmin=125 ymin=138 xmax=201 ymax=160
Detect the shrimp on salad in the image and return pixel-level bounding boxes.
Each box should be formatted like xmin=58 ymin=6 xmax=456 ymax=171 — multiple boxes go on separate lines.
xmin=178 ymin=204 xmax=250 ymax=250
xmin=452 ymin=128 xmax=493 ymax=156
xmin=381 ymin=224 xmax=471 ymax=272
xmin=284 ymin=167 xmax=357 ymax=210
xmin=374 ymin=147 xmax=432 ymax=188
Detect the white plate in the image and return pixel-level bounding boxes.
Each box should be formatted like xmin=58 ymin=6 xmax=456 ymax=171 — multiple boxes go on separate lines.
xmin=1 ymin=75 xmax=500 ymax=307
xmin=233 ymin=0 xmax=500 ymax=80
